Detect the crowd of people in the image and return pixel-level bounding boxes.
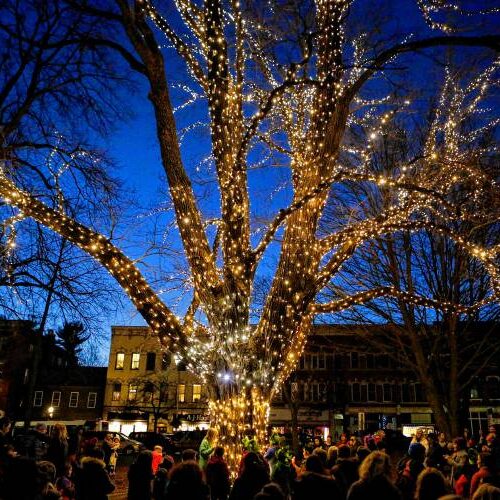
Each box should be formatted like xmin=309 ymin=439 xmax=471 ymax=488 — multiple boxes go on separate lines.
xmin=1 ymin=415 xmax=500 ymax=500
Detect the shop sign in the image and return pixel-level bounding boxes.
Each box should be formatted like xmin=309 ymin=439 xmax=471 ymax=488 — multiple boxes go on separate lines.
xmin=175 ymin=413 xmax=210 ymax=423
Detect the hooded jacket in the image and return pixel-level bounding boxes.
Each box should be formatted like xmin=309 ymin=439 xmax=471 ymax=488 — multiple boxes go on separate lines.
xmin=76 ymin=456 xmax=115 ymax=500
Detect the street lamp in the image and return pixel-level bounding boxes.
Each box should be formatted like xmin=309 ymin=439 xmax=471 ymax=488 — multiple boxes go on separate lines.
xmin=48 ymin=406 xmax=54 ymax=419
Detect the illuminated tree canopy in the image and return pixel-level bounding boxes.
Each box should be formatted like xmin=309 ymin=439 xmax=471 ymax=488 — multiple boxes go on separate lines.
xmin=0 ymin=0 xmax=499 ymax=468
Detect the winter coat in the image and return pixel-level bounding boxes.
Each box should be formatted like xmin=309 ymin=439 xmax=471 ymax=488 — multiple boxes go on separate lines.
xmin=128 ymin=461 xmax=153 ymax=500
xmin=206 ymin=455 xmax=230 ymax=500
xmin=199 ymin=438 xmax=215 ymax=470
xmin=47 ymin=438 xmax=69 ymax=477
xmin=293 ymin=471 xmax=342 ymax=500
xmin=331 ymin=458 xmax=359 ymax=497
xmin=76 ymin=456 xmax=115 ymax=500
xmin=347 ymin=475 xmax=402 ymax=500
xmin=19 ymin=430 xmax=49 ymax=461
xmin=447 ymin=449 xmax=468 ymax=484
xmin=470 ymin=466 xmax=494 ymax=497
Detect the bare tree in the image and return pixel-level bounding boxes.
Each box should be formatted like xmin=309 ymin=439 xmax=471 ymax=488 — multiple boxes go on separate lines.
xmin=0 ymin=0 xmax=499 ymax=469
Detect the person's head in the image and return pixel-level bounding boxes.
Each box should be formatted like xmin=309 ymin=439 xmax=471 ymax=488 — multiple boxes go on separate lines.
xmin=356 ymin=446 xmax=371 ymax=464
xmin=415 ymin=428 xmax=423 ymax=440
xmin=338 ymin=444 xmax=351 ymax=459
xmin=104 ymin=433 xmax=113 ymax=443
xmin=168 ymin=461 xmax=204 ymax=485
xmin=438 ymin=432 xmax=446 ymax=442
xmin=313 ymin=448 xmax=327 ymax=468
xmin=214 ymin=446 xmax=224 ymax=458
xmin=339 ymin=434 xmax=347 ymax=444
xmin=478 ymin=452 xmax=495 ymax=470
xmin=349 ymin=436 xmax=358 ymax=447
xmin=182 ymin=448 xmax=197 ymax=462
xmin=135 ymin=450 xmax=153 ymax=470
xmin=113 ymin=436 xmax=120 ymax=444
xmin=409 ymin=443 xmax=426 ymax=463
xmin=427 ymin=432 xmax=437 ymax=444
xmin=206 ymin=428 xmax=218 ymax=444
xmin=358 ymin=451 xmax=392 ymax=481
xmin=255 ymin=482 xmax=285 ymax=500
xmin=453 ymin=437 xmax=466 ymax=452
xmin=472 ymin=483 xmax=500 ymax=500
xmin=3 ymin=444 xmax=17 ymax=457
xmin=161 ymin=455 xmax=174 ymax=472
xmin=303 ymin=443 xmax=314 ymax=458
xmin=154 ymin=445 xmax=163 ymax=454
xmin=313 ymin=436 xmax=322 ymax=447
xmin=327 ymin=445 xmax=338 ymax=463
xmin=241 ymin=452 xmax=269 ymax=481
xmin=0 ymin=416 xmax=11 ymax=434
xmin=35 ymin=423 xmax=47 ymax=434
xmin=37 ymin=460 xmax=57 ymax=484
xmin=63 ymin=463 xmax=72 ymax=478
xmin=305 ymin=454 xmax=325 ymax=475
xmin=52 ymin=422 xmax=68 ymax=442
xmin=415 ymin=467 xmax=449 ymax=500
xmin=326 ymin=435 xmax=332 ymax=446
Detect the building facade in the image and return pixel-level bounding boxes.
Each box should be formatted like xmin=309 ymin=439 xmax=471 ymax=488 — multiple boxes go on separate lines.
xmin=103 ymin=326 xmax=209 ymax=434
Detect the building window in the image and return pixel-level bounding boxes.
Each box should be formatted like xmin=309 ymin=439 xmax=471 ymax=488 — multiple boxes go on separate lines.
xmin=131 ymin=353 xmax=140 ymax=370
xmin=299 ymin=355 xmax=305 ymax=370
xmin=146 ymin=352 xmax=156 ymax=371
xmin=192 ymin=384 xmax=202 ymax=402
xmin=112 ymin=383 xmax=121 ymax=401
xmin=33 ymin=391 xmax=43 ymax=407
xmin=310 ymin=383 xmax=320 ymax=401
xmin=128 ymin=385 xmax=137 ymax=402
xmin=69 ymin=392 xmax=79 ymax=408
xmin=310 ymin=354 xmax=318 ymax=370
xmin=87 ymin=392 xmax=97 ymax=408
xmin=351 ymin=352 xmax=359 ymax=368
xmin=383 ymin=384 xmax=393 ymax=402
xmin=178 ymin=384 xmax=185 ymax=403
xmin=51 ymin=391 xmax=61 ymax=407
xmin=115 ymin=353 xmax=125 ymax=370
xmin=360 ymin=384 xmax=368 ymax=402
xmin=351 ymin=383 xmax=361 ymax=402
xmin=366 ymin=354 xmax=375 ymax=369
xmin=318 ymin=354 xmax=325 ymax=369
xmin=368 ymin=383 xmax=376 ymax=402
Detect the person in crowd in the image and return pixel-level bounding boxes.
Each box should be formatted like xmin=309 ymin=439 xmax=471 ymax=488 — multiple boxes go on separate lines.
xmin=0 ymin=416 xmax=12 ymax=448
xmin=199 ymin=428 xmax=218 ymax=471
xmin=206 ymin=446 xmax=230 ymax=500
xmin=471 ymin=452 xmax=497 ymax=498
xmin=326 ymin=445 xmax=338 ymax=468
xmin=56 ymin=463 xmax=76 ymax=500
xmin=355 ymin=446 xmax=370 ymax=465
xmin=313 ymin=447 xmax=328 ymax=469
xmin=183 ymin=448 xmax=198 ymax=462
xmin=331 ymin=444 xmax=359 ymax=497
xmin=347 ymin=451 xmax=402 ymax=500
xmin=165 ymin=461 xmax=210 ymax=500
xmin=0 ymin=449 xmax=39 ymax=499
xmin=68 ymin=427 xmax=84 ymax=462
xmin=411 ymin=429 xmax=429 ymax=450
xmin=326 ymin=436 xmax=333 ymax=448
xmin=375 ymin=430 xmax=387 ymax=452
xmin=348 ymin=436 xmax=360 ymax=457
xmin=426 ymin=433 xmax=446 ymax=471
xmin=153 ymin=467 xmax=169 ymax=500
xmin=396 ymin=442 xmax=426 ymax=500
xmin=292 ymin=454 xmax=341 ymax=499
xmin=102 ymin=434 xmax=114 ymax=472
xmin=47 ymin=423 xmax=69 ymax=478
xmin=338 ymin=434 xmax=348 ymax=447
xmin=128 ymin=450 xmax=153 ymax=500
xmin=152 ymin=445 xmax=164 ymax=475
xmin=19 ymin=422 xmax=49 ymax=460
xmin=414 ymin=467 xmax=449 ymax=500
xmin=77 ymin=452 xmax=115 ymax=500
xmin=108 ymin=436 xmax=120 ymax=476
xmin=438 ymin=432 xmax=449 ymax=450
xmin=444 ymin=437 xmax=469 ymax=488
xmin=473 ymin=483 xmax=500 ymax=500
xmin=313 ymin=436 xmax=323 ymax=450
xmin=264 ymin=434 xmax=284 ymax=477
xmin=229 ymin=451 xmax=269 ymax=500
xmin=254 ymin=483 xmax=286 ymax=500
xmin=37 ymin=460 xmax=63 ymax=499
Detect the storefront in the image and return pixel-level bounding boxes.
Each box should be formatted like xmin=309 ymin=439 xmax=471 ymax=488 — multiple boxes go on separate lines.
xmin=172 ymin=412 xmax=210 ymax=431
xmin=106 ymin=411 xmax=149 ymax=436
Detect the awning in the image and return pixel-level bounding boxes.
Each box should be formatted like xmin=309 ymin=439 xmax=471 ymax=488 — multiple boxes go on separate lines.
xmin=15 ymin=420 xmax=86 ymax=427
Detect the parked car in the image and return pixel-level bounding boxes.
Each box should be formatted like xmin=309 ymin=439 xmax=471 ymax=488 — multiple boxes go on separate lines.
xmin=128 ymin=432 xmax=177 ymax=455
xmin=82 ymin=430 xmax=144 ymax=455
xmin=170 ymin=430 xmax=206 ymax=452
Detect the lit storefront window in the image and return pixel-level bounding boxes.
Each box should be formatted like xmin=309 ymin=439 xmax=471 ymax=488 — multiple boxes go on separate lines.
xmin=192 ymin=384 xmax=201 ymax=402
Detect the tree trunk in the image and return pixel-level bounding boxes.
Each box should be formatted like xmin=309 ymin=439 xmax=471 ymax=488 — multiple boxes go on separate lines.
xmin=290 ymin=403 xmax=299 ymax=453
xmin=209 ymin=388 xmax=269 ymax=477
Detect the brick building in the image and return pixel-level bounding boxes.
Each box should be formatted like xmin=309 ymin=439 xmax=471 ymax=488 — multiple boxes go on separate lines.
xmin=103 ymin=326 xmax=208 ymax=434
